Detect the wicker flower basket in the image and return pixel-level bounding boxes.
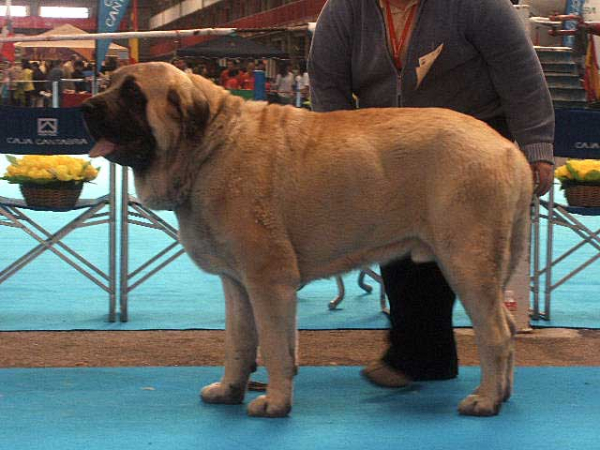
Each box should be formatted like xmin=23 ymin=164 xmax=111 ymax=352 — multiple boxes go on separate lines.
xmin=565 ymin=184 xmax=600 ymax=208
xmin=20 ymin=182 xmax=83 ymax=209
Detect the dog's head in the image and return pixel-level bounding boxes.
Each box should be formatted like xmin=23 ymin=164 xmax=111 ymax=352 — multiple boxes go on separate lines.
xmin=81 ymin=62 xmax=211 ymax=173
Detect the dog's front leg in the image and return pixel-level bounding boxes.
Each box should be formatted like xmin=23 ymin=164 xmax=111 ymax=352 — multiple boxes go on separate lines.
xmin=245 ymin=280 xmax=298 ymax=418
xmin=201 ymin=275 xmax=258 ymax=405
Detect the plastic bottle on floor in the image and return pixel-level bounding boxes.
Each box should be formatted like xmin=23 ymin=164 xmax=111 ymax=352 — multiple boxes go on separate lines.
xmin=504 ymin=289 xmax=518 ymax=315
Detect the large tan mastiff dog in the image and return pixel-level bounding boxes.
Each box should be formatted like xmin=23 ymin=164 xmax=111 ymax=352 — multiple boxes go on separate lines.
xmin=82 ymin=62 xmax=533 ymax=418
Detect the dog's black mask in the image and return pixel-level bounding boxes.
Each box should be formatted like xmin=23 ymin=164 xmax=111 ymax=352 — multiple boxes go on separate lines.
xmin=82 ymin=75 xmax=157 ymax=171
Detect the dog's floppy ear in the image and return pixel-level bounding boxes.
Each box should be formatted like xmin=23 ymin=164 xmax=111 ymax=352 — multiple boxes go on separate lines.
xmin=167 ymin=87 xmax=210 ymax=139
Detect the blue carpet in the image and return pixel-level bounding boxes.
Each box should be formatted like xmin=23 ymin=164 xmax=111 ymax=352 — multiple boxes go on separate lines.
xmin=1 ymin=159 xmax=599 ymax=330
xmin=0 ymin=366 xmax=598 ymax=450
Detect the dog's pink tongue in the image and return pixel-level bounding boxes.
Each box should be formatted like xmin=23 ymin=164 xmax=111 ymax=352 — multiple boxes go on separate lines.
xmin=89 ymin=139 xmax=116 ymax=158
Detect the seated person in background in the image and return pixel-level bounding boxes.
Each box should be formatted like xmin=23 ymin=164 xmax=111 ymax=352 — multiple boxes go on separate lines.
xmin=224 ymin=69 xmax=240 ymax=90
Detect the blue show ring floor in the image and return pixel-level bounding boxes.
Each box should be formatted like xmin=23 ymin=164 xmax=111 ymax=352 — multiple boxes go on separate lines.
xmin=0 ymin=366 xmax=598 ymax=450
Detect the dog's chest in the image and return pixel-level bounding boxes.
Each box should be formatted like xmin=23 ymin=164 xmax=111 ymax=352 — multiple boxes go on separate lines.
xmin=175 ymin=210 xmax=232 ymax=275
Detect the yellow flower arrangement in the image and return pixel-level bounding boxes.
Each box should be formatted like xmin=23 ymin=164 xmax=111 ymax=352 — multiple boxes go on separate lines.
xmin=1 ymin=155 xmax=100 ymax=186
xmin=555 ymin=159 xmax=600 ymax=188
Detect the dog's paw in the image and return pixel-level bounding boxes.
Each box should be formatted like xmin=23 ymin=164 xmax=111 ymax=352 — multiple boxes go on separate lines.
xmin=458 ymin=394 xmax=501 ymax=417
xmin=200 ymin=382 xmax=245 ymax=405
xmin=247 ymin=395 xmax=291 ymax=418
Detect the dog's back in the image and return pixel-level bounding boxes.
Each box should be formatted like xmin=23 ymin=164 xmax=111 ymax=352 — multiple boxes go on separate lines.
xmin=229 ymin=106 xmax=533 ymax=282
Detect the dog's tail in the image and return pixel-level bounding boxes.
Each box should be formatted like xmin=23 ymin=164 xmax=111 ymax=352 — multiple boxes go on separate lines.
xmin=503 ymin=150 xmax=534 ymax=291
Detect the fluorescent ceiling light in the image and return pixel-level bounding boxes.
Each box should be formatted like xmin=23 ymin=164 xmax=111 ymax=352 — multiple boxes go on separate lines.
xmin=0 ymin=6 xmax=28 ymax=17
xmin=40 ymin=7 xmax=90 ymax=19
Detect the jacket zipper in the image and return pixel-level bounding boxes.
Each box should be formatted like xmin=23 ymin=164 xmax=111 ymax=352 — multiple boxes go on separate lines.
xmin=374 ymin=0 xmax=425 ymax=107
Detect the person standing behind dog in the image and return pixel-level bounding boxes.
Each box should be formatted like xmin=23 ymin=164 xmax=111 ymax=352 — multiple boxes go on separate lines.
xmin=309 ymin=0 xmax=554 ymax=388
xmin=240 ymin=61 xmax=256 ymax=90
xmin=19 ymin=60 xmax=35 ymax=107
xmin=71 ymin=60 xmax=87 ymax=93
xmin=62 ymin=54 xmax=78 ymax=91
xmin=220 ymin=60 xmax=236 ymax=87
xmin=273 ymin=63 xmax=295 ymax=104
xmin=8 ymin=61 xmax=22 ymax=106
xmin=172 ymin=57 xmax=194 ymax=75
xmin=31 ymin=62 xmax=46 ymax=107
xmin=46 ymin=60 xmax=64 ymax=106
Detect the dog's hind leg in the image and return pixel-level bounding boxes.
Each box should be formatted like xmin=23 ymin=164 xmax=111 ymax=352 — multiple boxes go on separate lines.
xmin=201 ymin=275 xmax=258 ymax=405
xmin=457 ymin=291 xmax=513 ymax=416
xmin=243 ymin=272 xmax=300 ymax=418
xmin=454 ymin=273 xmax=512 ymax=416
xmin=436 ymin=232 xmax=515 ymax=416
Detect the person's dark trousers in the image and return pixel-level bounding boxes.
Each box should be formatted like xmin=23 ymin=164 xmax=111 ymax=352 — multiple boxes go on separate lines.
xmin=380 ymin=258 xmax=458 ymax=380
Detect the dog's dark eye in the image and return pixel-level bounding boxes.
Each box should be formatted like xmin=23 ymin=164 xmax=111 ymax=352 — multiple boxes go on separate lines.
xmin=120 ymin=75 xmax=142 ymax=99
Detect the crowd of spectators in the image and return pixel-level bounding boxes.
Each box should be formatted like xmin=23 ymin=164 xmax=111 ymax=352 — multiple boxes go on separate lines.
xmin=0 ymin=55 xmax=311 ymax=108
xmin=0 ymin=55 xmax=123 ymax=107
xmin=171 ymin=57 xmax=310 ymax=105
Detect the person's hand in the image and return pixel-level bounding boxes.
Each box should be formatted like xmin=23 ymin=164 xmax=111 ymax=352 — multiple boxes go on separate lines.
xmin=530 ymin=161 xmax=554 ymax=197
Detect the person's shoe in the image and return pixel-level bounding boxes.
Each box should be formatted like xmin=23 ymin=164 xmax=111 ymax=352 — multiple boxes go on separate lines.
xmin=360 ymin=360 xmax=412 ymax=388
